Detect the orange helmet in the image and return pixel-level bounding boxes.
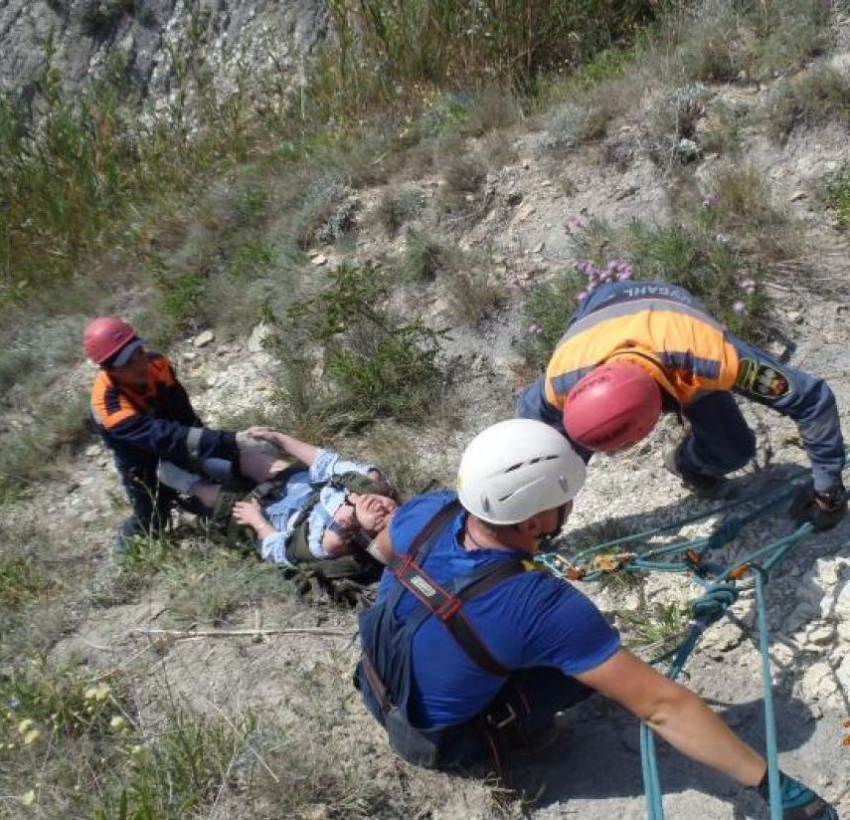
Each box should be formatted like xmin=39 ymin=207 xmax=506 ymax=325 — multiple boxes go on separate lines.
xmin=83 ymin=317 xmax=137 ymax=365
xmin=563 ymin=361 xmax=662 ymax=451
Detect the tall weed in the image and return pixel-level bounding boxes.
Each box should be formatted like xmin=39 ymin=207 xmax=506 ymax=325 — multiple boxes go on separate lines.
xmin=281 ymin=262 xmax=448 ymax=429
xmin=325 ymin=0 xmax=663 ymax=113
xmin=826 ymin=165 xmax=850 ymax=231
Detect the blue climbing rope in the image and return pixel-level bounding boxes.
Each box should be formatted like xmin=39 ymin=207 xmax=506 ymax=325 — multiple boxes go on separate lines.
xmin=535 ymin=463 xmax=848 ymax=820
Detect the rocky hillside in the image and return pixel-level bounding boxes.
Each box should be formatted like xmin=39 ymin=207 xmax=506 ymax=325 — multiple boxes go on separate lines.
xmin=0 ymin=2 xmax=848 ymax=818
xmin=0 ymin=0 xmax=325 ymax=106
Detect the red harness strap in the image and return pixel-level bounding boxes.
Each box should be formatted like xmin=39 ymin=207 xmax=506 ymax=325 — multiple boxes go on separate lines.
xmin=385 ymin=501 xmax=526 ymax=678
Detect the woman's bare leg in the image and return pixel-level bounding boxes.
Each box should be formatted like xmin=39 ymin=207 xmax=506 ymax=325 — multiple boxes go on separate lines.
xmin=237 ymin=450 xmax=291 ymax=483
xmin=191 ymin=481 xmax=222 ymax=510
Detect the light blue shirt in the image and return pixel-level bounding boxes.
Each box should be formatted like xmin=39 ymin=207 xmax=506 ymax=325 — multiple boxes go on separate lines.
xmin=259 ymin=449 xmax=377 ymax=566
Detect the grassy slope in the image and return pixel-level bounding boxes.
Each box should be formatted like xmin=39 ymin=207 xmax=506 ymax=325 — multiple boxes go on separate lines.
xmin=1 ymin=1 xmax=849 ymax=816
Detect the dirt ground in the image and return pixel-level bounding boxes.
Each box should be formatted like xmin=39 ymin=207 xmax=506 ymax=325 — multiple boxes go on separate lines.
xmin=29 ymin=39 xmax=850 ymax=820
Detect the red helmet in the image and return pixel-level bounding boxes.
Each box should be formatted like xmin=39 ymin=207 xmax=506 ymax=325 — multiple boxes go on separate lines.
xmin=83 ymin=317 xmax=137 ymax=365
xmin=563 ymin=361 xmax=662 ymax=451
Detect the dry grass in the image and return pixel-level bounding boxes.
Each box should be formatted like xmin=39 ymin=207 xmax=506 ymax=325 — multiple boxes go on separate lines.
xmin=765 ymin=62 xmax=850 ymax=140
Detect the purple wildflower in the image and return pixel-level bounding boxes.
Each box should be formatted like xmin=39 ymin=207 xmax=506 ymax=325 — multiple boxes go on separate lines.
xmin=732 ymin=301 xmax=746 ymax=314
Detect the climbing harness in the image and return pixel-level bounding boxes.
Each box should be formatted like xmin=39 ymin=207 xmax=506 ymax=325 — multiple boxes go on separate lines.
xmin=534 ymin=463 xmax=850 ymax=820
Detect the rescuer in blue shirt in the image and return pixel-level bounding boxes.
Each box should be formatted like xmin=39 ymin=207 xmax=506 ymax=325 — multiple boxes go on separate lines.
xmin=356 ymin=419 xmax=837 ymax=819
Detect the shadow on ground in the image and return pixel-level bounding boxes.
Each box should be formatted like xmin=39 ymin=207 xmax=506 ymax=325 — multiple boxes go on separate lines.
xmin=504 ymin=459 xmax=848 ymax=817
xmin=556 ymin=460 xmax=815 ymax=558
xmin=507 ymin=665 xmax=817 ymax=813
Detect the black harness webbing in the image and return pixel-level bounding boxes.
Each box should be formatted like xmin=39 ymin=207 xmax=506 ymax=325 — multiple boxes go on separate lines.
xmin=384 ymin=501 xmax=526 ymax=679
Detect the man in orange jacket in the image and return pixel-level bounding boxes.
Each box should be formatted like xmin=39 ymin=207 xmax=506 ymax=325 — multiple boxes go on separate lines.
xmin=84 ymin=317 xmax=246 ymax=553
xmin=517 ymin=281 xmax=846 ymax=530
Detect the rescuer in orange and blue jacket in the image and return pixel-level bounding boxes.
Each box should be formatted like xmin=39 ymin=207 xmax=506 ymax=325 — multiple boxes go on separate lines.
xmin=85 ymin=317 xmax=240 ymax=552
xmin=516 ymin=281 xmax=847 ymax=531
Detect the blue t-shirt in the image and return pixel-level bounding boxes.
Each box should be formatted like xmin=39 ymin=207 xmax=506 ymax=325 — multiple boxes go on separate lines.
xmin=377 ymin=490 xmax=620 ymax=728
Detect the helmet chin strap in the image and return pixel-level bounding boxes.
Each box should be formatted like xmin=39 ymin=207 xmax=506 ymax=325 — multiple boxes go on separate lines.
xmin=542 ymin=503 xmax=569 ymax=540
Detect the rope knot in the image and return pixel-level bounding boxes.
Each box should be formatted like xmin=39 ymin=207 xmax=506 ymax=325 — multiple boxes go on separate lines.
xmin=690 ymin=583 xmax=739 ymax=627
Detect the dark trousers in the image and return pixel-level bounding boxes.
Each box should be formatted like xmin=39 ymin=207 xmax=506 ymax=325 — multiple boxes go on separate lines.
xmin=680 ymin=391 xmax=756 ymax=478
xmin=433 ymin=668 xmax=592 ymax=772
xmin=108 ymin=444 xmax=176 ymax=542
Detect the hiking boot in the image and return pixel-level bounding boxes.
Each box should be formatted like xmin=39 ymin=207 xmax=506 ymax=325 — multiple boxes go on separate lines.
xmin=112 ymin=516 xmax=144 ymax=556
xmin=663 ymin=445 xmax=737 ymax=500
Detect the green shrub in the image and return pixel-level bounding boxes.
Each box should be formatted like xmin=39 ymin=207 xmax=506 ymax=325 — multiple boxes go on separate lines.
xmin=748 ymin=0 xmax=832 ymax=78
xmin=703 ymin=163 xmax=799 ymax=262
xmin=283 ymin=262 xmax=448 ymax=429
xmin=481 ymin=129 xmax=519 ymax=170
xmin=624 ymin=220 xmax=769 ymax=341
xmin=826 ymin=165 xmax=850 ymax=231
xmin=325 ymin=0 xmax=662 ymax=107
xmin=516 ymin=194 xmax=774 ymax=371
xmin=0 ymin=664 xmax=128 ymax=740
xmin=292 ymin=175 xmax=358 ymax=248
xmin=0 ymin=556 xmax=59 ymax=608
xmin=0 ymin=390 xmax=91 ymax=490
xmin=645 ymin=83 xmax=709 ymax=166
xmin=457 ymin=85 xmax=524 ymax=137
xmin=540 ymin=45 xmax=637 ymax=104
xmin=544 ymin=102 xmax=611 ymax=154
xmin=0 ymin=82 xmax=144 ymax=301
xmin=115 ymin=533 xmax=176 ymax=577
xmin=441 ymin=151 xmax=487 ymax=196
xmin=151 ymin=268 xmax=206 ymax=336
xmin=0 ymin=347 xmax=37 ymax=393
xmin=92 ymin=709 xmax=252 ymax=820
xmin=700 ymin=100 xmax=746 ymax=156
xmin=677 ymin=5 xmax=748 ymax=83
xmin=620 ymin=600 xmax=690 ymax=649
xmin=676 ymin=0 xmax=832 ymax=83
xmin=262 ymin=351 xmax=349 ymax=443
xmin=229 ymin=239 xmax=275 ymax=279
xmin=516 ymin=268 xmax=586 ymax=371
xmin=358 ymin=422 xmax=451 ymax=498
xmin=162 ymin=552 xmax=287 ymax=626
xmin=446 ymin=269 xmax=507 ymax=326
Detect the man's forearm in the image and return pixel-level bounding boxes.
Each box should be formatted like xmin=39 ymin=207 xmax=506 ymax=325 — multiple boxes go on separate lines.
xmin=646 ymin=687 xmax=765 ymax=787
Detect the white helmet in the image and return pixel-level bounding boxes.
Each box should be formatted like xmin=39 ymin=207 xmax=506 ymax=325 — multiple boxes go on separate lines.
xmin=457 ymin=419 xmax=586 ymax=525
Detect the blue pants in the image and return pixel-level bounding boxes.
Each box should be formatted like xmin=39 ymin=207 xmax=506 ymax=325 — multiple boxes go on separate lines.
xmin=110 ymin=445 xmax=176 ymax=542
xmin=358 ymin=665 xmax=592 ymax=773
xmin=436 ymin=667 xmax=592 ymax=771
xmin=680 ymin=391 xmax=756 ymax=478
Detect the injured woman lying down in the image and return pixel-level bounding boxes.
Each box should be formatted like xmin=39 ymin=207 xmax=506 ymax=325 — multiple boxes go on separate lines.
xmin=157 ymin=429 xmax=398 ymax=570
